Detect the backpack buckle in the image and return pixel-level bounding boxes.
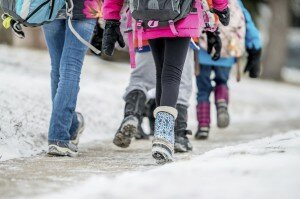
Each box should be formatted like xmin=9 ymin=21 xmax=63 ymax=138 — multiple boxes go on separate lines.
xmin=124 ymin=28 xmax=133 ymax=33
xmin=136 ymin=20 xmax=143 ymax=28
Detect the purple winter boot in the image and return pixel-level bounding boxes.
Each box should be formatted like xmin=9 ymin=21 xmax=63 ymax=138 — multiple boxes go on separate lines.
xmin=195 ymin=102 xmax=211 ymax=140
xmin=215 ymin=85 xmax=230 ymax=128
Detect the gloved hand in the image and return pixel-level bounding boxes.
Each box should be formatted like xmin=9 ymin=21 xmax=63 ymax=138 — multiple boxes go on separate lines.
xmin=244 ymin=48 xmax=262 ymax=78
xmin=212 ymin=7 xmax=230 ymax=26
xmin=91 ymin=23 xmax=104 ymax=56
xmin=206 ymin=30 xmax=222 ymax=61
xmin=102 ymin=20 xmax=125 ymax=56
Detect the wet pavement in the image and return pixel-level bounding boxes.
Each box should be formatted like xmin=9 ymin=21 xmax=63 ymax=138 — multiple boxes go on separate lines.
xmin=1 ymin=119 xmax=300 ymax=199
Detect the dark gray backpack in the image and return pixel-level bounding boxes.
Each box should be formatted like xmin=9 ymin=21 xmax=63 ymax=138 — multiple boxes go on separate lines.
xmin=129 ymin=0 xmax=195 ymax=28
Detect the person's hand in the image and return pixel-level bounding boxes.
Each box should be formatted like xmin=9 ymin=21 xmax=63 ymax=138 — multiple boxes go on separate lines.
xmin=206 ymin=30 xmax=222 ymax=61
xmin=102 ymin=20 xmax=125 ymax=56
xmin=244 ymin=48 xmax=262 ymax=78
xmin=91 ymin=23 xmax=104 ymax=56
xmin=212 ymin=7 xmax=230 ymax=26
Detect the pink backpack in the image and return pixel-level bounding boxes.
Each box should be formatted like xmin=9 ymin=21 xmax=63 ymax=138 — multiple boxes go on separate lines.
xmin=200 ymin=0 xmax=246 ymax=58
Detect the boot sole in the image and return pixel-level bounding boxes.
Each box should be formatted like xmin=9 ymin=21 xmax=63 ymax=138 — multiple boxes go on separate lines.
xmin=152 ymin=149 xmax=174 ymax=164
xmin=174 ymin=142 xmax=190 ymax=153
xmin=113 ymin=124 xmax=137 ymax=148
xmin=195 ymin=132 xmax=209 ymax=140
xmin=48 ymin=145 xmax=78 ymax=157
xmin=174 ymin=144 xmax=188 ymax=153
xmin=217 ymin=112 xmax=230 ymax=128
xmin=152 ymin=141 xmax=174 ymax=164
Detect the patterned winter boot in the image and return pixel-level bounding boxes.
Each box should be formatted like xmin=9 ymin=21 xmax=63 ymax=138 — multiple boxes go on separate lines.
xmin=195 ymin=102 xmax=211 ymax=140
xmin=215 ymin=85 xmax=230 ymax=128
xmin=113 ymin=90 xmax=147 ymax=148
xmin=174 ymin=104 xmax=193 ymax=153
xmin=152 ymin=106 xmax=178 ymax=164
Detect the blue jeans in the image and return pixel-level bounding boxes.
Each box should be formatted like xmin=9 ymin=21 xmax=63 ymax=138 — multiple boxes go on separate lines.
xmin=43 ymin=19 xmax=96 ymax=143
xmin=196 ymin=64 xmax=231 ymax=103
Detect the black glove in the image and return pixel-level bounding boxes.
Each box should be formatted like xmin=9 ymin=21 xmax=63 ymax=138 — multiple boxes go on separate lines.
xmin=206 ymin=30 xmax=222 ymax=61
xmin=102 ymin=20 xmax=125 ymax=56
xmin=91 ymin=23 xmax=104 ymax=56
xmin=212 ymin=7 xmax=230 ymax=26
xmin=244 ymin=48 xmax=262 ymax=78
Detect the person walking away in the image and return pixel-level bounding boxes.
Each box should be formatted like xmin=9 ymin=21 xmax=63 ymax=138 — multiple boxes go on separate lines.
xmin=195 ymin=0 xmax=262 ymax=139
xmin=102 ymin=0 xmax=229 ymax=163
xmin=44 ymin=0 xmax=102 ymax=156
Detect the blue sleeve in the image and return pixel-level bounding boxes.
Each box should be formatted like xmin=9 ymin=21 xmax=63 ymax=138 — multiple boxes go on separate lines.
xmin=238 ymin=0 xmax=262 ymax=50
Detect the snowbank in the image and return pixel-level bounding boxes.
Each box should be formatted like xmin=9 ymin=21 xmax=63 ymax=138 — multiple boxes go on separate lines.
xmin=0 ymin=45 xmax=130 ymax=161
xmin=1 ymin=45 xmax=300 ymax=161
xmin=36 ymin=130 xmax=300 ymax=199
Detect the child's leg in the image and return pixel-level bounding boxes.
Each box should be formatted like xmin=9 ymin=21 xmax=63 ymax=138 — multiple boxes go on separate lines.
xmin=148 ymin=38 xmax=165 ymax=106
xmin=195 ymin=65 xmax=213 ymax=139
xmin=44 ymin=20 xmax=84 ymax=151
xmin=48 ymin=19 xmax=96 ymax=152
xmin=174 ymin=48 xmax=194 ymax=153
xmin=158 ymin=37 xmax=191 ymax=107
xmin=42 ymin=20 xmax=65 ymax=102
xmin=113 ymin=52 xmax=156 ymax=147
xmin=149 ymin=37 xmax=190 ymax=163
xmin=214 ymin=66 xmax=232 ymax=128
xmin=214 ymin=66 xmax=231 ymax=103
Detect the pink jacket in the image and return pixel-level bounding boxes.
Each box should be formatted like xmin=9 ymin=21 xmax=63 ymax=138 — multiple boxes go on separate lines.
xmin=103 ymin=0 xmax=228 ymax=40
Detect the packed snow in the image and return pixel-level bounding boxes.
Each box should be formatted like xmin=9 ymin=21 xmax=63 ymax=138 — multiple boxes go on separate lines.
xmin=35 ymin=130 xmax=300 ymax=199
xmin=1 ymin=45 xmax=300 ymax=161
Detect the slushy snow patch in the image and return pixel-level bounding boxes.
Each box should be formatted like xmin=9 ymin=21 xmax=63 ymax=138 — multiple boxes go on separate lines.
xmin=36 ymin=130 xmax=300 ymax=199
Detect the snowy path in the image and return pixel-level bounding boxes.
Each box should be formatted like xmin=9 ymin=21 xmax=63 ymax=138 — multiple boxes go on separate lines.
xmin=1 ymin=118 xmax=300 ymax=199
xmin=1 ymin=45 xmax=300 ymax=199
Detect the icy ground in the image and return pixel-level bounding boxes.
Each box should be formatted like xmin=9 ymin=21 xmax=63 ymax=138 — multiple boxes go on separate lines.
xmin=37 ymin=131 xmax=300 ymax=199
xmin=0 ymin=45 xmax=300 ymax=199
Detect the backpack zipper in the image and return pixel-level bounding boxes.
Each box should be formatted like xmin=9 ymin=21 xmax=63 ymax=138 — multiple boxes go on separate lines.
xmin=24 ymin=0 xmax=51 ymax=22
xmin=49 ymin=0 xmax=55 ymax=19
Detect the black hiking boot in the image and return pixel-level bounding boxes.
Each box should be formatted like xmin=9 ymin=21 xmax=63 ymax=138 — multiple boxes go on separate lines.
xmin=174 ymin=104 xmax=193 ymax=153
xmin=113 ymin=90 xmax=147 ymax=148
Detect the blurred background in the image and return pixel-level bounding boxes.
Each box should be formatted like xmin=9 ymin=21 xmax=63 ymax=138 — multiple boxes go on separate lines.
xmin=0 ymin=0 xmax=300 ymax=83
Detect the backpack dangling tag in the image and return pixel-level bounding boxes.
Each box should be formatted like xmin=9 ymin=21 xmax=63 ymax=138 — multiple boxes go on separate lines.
xmin=2 ymin=15 xmax=12 ymax=29
xmin=169 ymin=20 xmax=179 ymax=36
xmin=136 ymin=20 xmax=144 ymax=51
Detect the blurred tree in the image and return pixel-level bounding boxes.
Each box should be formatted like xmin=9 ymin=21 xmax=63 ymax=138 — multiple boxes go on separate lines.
xmin=262 ymin=0 xmax=290 ymax=80
xmin=0 ymin=10 xmax=13 ymax=45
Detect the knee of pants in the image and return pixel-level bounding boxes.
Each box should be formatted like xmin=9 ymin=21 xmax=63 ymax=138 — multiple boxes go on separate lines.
xmin=197 ymin=90 xmax=211 ymax=103
xmin=214 ymin=67 xmax=231 ymax=85
xmin=162 ymin=65 xmax=183 ymax=85
xmin=59 ymin=56 xmax=84 ymax=82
